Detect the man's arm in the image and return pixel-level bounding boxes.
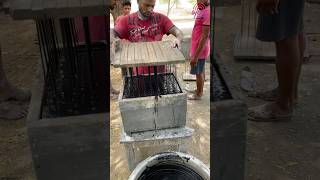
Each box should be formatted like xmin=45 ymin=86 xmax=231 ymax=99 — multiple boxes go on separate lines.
xmin=110 ymin=29 xmax=121 ymax=63
xmin=110 ymin=29 xmax=119 ymax=44
xmin=168 ymin=26 xmax=184 ymax=49
xmin=190 ymin=25 xmax=210 ymax=66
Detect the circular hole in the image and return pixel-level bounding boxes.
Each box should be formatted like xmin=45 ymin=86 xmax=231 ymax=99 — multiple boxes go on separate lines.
xmin=138 ymin=162 xmax=205 ymax=180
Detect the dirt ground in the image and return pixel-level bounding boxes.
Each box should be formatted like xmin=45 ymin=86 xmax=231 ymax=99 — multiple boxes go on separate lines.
xmin=0 ymin=13 xmax=37 ymax=179
xmin=215 ymin=2 xmax=320 ymax=180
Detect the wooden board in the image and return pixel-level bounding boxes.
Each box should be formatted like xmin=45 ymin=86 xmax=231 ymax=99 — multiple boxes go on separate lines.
xmin=113 ymin=41 xmax=186 ymax=68
xmin=10 ymin=0 xmax=33 ymax=19
xmin=233 ymin=33 xmax=276 ymax=60
xmin=10 ymin=0 xmax=107 ymax=19
xmin=307 ymin=0 xmax=320 ymax=3
xmin=233 ymin=0 xmax=309 ymax=60
xmin=234 ymin=33 xmax=310 ymax=60
xmin=308 ymin=34 xmax=320 ymax=56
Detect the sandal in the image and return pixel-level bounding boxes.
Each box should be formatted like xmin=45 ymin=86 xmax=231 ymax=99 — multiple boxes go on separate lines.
xmin=186 ymin=89 xmax=197 ymax=94
xmin=248 ymin=88 xmax=278 ymax=101
xmin=188 ymin=94 xmax=202 ymax=100
xmin=248 ymin=103 xmax=292 ymax=122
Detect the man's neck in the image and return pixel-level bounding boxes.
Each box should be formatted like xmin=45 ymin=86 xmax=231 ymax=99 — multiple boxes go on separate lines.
xmin=137 ymin=10 xmax=150 ymax=20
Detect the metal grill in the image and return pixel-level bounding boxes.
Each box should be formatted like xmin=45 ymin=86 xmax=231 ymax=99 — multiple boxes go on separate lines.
xmin=211 ymin=62 xmax=232 ymax=102
xmin=123 ymin=71 xmax=182 ymax=99
xmin=36 ymin=17 xmax=108 ymax=118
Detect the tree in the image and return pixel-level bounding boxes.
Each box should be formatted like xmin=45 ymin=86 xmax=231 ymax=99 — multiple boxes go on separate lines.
xmin=110 ymin=0 xmax=129 ymax=25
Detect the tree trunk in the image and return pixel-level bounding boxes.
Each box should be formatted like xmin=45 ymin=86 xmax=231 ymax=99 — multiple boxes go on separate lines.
xmin=110 ymin=0 xmax=125 ymax=25
xmin=167 ymin=0 xmax=171 ymax=16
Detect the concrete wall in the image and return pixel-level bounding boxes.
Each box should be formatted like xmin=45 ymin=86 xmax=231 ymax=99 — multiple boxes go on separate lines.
xmin=211 ymin=54 xmax=247 ymax=180
xmin=119 ymin=80 xmax=187 ymax=134
xmin=27 ymin=67 xmax=108 ymax=180
xmin=120 ymin=127 xmax=194 ymax=171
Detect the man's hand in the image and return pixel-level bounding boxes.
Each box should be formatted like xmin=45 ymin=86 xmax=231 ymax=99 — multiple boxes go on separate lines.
xmin=168 ymin=26 xmax=184 ymax=50
xmin=190 ymin=57 xmax=198 ymax=67
xmin=110 ymin=38 xmax=121 ymax=63
xmin=171 ymin=38 xmax=182 ymax=50
xmin=256 ymin=0 xmax=279 ymax=15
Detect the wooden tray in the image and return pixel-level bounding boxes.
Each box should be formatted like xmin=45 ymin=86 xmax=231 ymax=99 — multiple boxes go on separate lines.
xmin=113 ymin=41 xmax=186 ymax=68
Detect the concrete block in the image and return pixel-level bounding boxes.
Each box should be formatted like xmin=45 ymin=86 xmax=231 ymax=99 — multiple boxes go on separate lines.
xmin=27 ymin=68 xmax=108 ymax=180
xmin=120 ymin=127 xmax=194 ymax=171
xmin=211 ymin=54 xmax=247 ymax=180
xmin=118 ymin=79 xmax=187 ymax=134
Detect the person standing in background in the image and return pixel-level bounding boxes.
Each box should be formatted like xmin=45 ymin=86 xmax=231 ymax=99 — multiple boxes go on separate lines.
xmin=115 ymin=1 xmax=132 ymax=25
xmin=248 ymin=0 xmax=306 ymax=121
xmin=187 ymin=0 xmax=210 ymax=100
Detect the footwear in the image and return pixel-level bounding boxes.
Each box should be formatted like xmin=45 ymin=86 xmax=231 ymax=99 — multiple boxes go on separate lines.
xmin=0 ymin=101 xmax=28 ymax=120
xmin=188 ymin=94 xmax=202 ymax=100
xmin=248 ymin=103 xmax=292 ymax=122
xmin=110 ymin=93 xmax=118 ymax=100
xmin=248 ymin=88 xmax=277 ymax=101
xmin=111 ymin=88 xmax=120 ymax=95
xmin=0 ymin=85 xmax=31 ymax=102
xmin=186 ymin=89 xmax=197 ymax=94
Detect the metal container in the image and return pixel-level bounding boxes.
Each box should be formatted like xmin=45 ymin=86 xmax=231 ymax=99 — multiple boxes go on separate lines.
xmin=120 ymin=127 xmax=194 ymax=171
xmin=129 ymin=152 xmax=210 ymax=180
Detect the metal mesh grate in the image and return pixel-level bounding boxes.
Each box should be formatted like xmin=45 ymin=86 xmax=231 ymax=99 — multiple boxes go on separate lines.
xmin=123 ymin=71 xmax=182 ymax=99
xmin=36 ymin=17 xmax=108 ymax=118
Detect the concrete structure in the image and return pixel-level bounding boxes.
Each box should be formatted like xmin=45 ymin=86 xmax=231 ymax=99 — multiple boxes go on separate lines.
xmin=119 ymin=84 xmax=187 ymax=134
xmin=27 ymin=65 xmax=108 ymax=180
xmin=120 ymin=127 xmax=194 ymax=171
xmin=211 ymin=53 xmax=247 ymax=180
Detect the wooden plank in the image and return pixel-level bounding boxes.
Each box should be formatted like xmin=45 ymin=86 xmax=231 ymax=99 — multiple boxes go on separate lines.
xmin=134 ymin=42 xmax=142 ymax=65
xmin=80 ymin=0 xmax=105 ymax=16
xmin=152 ymin=41 xmax=163 ymax=63
xmin=10 ymin=0 xmax=33 ymax=19
xmin=121 ymin=43 xmax=129 ymax=66
xmin=171 ymin=46 xmax=184 ymax=61
xmin=157 ymin=41 xmax=168 ymax=63
xmin=146 ymin=42 xmax=156 ymax=65
xmin=163 ymin=41 xmax=177 ymax=61
xmin=160 ymin=41 xmax=169 ymax=62
xmin=140 ymin=43 xmax=147 ymax=63
xmin=127 ymin=43 xmax=135 ymax=65
xmin=1 ymin=1 xmax=10 ymax=14
xmin=43 ymin=0 xmax=57 ymax=17
xmin=55 ymin=0 xmax=68 ymax=16
xmin=114 ymin=41 xmax=185 ymax=68
xmin=67 ymin=0 xmax=82 ymax=17
xmin=31 ymin=0 xmax=44 ymax=18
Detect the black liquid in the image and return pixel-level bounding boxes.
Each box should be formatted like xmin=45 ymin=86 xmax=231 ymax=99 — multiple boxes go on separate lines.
xmin=138 ymin=162 xmax=204 ymax=180
xmin=123 ymin=73 xmax=182 ymax=99
xmin=211 ymin=64 xmax=232 ymax=102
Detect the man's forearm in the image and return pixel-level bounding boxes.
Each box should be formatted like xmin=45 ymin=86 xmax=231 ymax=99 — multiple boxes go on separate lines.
xmin=168 ymin=26 xmax=184 ymax=41
xmin=110 ymin=29 xmax=119 ymax=44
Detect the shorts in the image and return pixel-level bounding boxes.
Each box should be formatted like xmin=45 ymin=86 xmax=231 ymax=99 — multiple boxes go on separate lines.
xmin=190 ymin=59 xmax=206 ymax=75
xmin=256 ymin=0 xmax=305 ymax=42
